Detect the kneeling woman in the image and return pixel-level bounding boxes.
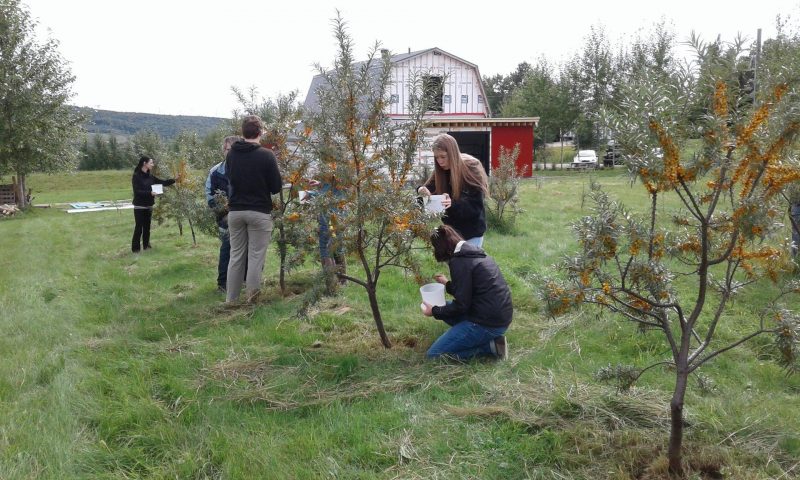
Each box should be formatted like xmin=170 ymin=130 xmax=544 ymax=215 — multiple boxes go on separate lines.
xmin=421 ymin=225 xmax=513 ymax=360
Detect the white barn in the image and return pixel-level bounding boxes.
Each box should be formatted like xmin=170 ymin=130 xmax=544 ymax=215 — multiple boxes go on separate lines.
xmin=304 ymin=47 xmax=537 ymax=176
xmin=382 ymin=48 xmax=491 ymax=118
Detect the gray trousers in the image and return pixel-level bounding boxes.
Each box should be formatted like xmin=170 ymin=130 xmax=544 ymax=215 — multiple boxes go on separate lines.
xmin=226 ymin=210 xmax=273 ymax=302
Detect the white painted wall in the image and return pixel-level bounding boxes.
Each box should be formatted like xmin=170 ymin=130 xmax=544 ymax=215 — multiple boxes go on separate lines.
xmin=386 ymin=51 xmax=489 ymax=117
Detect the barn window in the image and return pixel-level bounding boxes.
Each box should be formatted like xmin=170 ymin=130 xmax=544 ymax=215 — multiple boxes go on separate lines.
xmin=461 ymin=95 xmax=469 ymax=104
xmin=390 ymin=94 xmax=399 ymax=103
xmin=478 ymin=95 xmax=484 ymax=104
xmin=422 ymin=75 xmax=444 ymax=112
xmin=443 ymin=95 xmax=451 ymax=104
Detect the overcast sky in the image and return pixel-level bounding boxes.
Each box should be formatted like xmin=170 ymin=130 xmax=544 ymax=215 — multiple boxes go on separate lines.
xmin=22 ymin=0 xmax=800 ymax=118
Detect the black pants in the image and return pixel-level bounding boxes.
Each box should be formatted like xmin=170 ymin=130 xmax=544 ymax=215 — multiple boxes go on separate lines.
xmin=132 ymin=208 xmax=152 ymax=252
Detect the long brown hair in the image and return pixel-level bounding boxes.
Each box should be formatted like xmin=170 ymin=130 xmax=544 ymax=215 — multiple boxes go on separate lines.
xmin=430 ymin=225 xmax=464 ymax=262
xmin=427 ymin=134 xmax=489 ymax=200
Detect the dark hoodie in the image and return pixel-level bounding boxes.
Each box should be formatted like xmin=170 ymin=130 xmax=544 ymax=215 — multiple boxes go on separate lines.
xmin=225 ymin=140 xmax=282 ymax=214
xmin=431 ymin=243 xmax=513 ymax=328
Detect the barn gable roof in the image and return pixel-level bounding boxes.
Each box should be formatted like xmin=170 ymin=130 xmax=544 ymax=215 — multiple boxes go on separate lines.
xmin=303 ymin=47 xmax=490 ymax=116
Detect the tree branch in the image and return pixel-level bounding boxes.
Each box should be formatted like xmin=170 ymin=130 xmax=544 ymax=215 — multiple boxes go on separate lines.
xmin=587 ymin=301 xmax=665 ymax=329
xmin=633 ymin=360 xmax=676 ymax=383
xmin=338 ymin=273 xmax=367 ymax=288
xmin=673 ymin=180 xmax=703 ymax=222
xmin=690 ymin=328 xmax=774 ymax=372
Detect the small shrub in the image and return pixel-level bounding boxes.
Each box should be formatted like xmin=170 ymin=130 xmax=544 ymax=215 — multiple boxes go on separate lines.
xmin=487 ymin=143 xmax=525 ymax=234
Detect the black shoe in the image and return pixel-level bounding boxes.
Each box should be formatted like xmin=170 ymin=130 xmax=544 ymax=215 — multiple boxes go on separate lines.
xmin=143 ymin=244 xmax=152 ymax=250
xmin=491 ymin=336 xmax=508 ymax=360
xmin=217 ymin=285 xmax=226 ymax=293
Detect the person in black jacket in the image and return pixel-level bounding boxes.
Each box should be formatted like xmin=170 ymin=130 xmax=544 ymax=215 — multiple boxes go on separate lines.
xmin=421 ymin=225 xmax=512 ymax=360
xmin=417 ymin=134 xmax=489 ymax=247
xmin=131 ymin=156 xmax=175 ymax=252
xmin=224 ymin=115 xmax=283 ymax=302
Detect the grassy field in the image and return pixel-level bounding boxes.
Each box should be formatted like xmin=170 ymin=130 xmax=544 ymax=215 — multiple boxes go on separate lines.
xmin=1 ymin=169 xmax=799 ymax=479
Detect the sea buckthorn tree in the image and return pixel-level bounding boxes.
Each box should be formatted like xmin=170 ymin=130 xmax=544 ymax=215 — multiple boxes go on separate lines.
xmin=305 ymin=15 xmax=430 ymax=348
xmin=543 ymin=38 xmax=800 ymax=475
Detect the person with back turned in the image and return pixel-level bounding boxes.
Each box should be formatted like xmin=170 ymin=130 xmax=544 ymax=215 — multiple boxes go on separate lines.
xmin=224 ymin=115 xmax=282 ymax=302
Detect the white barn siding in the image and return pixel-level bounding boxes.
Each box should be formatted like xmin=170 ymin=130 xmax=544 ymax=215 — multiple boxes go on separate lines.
xmin=388 ymin=51 xmax=487 ymax=116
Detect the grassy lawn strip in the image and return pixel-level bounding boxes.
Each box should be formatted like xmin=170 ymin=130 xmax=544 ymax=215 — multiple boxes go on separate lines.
xmin=1 ymin=169 xmax=798 ymax=479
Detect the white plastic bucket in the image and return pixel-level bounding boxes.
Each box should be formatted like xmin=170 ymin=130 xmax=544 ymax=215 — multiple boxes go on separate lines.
xmin=425 ymin=195 xmax=446 ymax=213
xmin=420 ymin=283 xmax=446 ymax=307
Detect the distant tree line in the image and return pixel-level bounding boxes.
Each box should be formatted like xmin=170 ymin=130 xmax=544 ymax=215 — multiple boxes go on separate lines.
xmin=78 ymin=128 xmax=228 ymax=171
xmin=78 ymin=107 xmax=226 ymax=139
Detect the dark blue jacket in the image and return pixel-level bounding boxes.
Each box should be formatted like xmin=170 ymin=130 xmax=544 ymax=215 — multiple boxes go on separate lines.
xmin=205 ymin=162 xmax=230 ymax=228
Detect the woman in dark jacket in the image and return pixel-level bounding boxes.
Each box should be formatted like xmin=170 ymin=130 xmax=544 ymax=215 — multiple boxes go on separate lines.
xmin=421 ymin=225 xmax=512 ymax=360
xmin=417 ymin=134 xmax=489 ymax=247
xmin=131 ymin=156 xmax=175 ymax=252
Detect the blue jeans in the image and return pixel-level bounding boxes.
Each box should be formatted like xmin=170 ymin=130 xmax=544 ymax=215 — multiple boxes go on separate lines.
xmin=318 ymin=213 xmax=344 ymax=261
xmin=427 ymin=315 xmax=507 ymax=360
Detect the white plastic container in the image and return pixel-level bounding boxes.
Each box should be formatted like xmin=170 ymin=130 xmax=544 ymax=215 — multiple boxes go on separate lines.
xmin=420 ymin=283 xmax=446 ymax=307
xmin=425 ymin=195 xmax=446 ymax=213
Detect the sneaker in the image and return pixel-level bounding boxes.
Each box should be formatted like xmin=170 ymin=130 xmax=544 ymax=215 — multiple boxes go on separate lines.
xmin=491 ymin=336 xmax=508 ymax=360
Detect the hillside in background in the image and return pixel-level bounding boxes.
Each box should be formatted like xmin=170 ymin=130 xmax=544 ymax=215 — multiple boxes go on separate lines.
xmin=78 ymin=107 xmax=228 ymax=139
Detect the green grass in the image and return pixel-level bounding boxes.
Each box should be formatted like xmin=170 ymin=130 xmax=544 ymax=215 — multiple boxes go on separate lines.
xmin=1 ymin=169 xmax=798 ymax=479
xmin=24 ymin=170 xmax=133 ymax=204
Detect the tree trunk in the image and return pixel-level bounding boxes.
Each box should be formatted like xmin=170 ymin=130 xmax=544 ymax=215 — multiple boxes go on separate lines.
xmin=366 ymin=283 xmax=391 ymax=348
xmin=279 ymin=228 xmax=287 ymax=296
xmin=16 ymin=174 xmax=28 ymax=208
xmin=668 ymin=367 xmax=689 ymax=476
xmin=188 ymin=218 xmax=197 ymax=246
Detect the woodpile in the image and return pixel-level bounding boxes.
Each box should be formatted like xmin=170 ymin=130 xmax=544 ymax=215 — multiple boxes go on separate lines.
xmin=1 ymin=204 xmax=20 ymax=216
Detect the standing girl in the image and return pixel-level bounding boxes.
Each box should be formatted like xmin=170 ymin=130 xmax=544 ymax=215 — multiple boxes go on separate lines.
xmin=417 ymin=134 xmax=489 ymax=247
xmin=131 ymin=156 xmax=175 ymax=252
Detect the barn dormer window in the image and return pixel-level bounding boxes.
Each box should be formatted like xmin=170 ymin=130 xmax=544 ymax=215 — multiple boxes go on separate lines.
xmin=422 ymin=75 xmax=444 ymax=112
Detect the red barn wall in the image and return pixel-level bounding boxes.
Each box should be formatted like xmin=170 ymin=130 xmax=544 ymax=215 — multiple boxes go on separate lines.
xmin=491 ymin=126 xmax=534 ymax=177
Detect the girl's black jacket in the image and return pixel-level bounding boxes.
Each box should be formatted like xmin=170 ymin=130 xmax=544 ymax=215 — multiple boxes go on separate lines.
xmin=424 ymin=171 xmax=486 ymax=240
xmin=431 ymin=243 xmax=513 ymax=328
xmin=132 ymin=170 xmax=175 ymax=207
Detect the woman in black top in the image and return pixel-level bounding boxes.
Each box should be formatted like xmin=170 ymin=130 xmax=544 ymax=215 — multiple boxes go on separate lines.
xmin=417 ymin=134 xmax=489 ymax=247
xmin=421 ymin=225 xmax=512 ymax=360
xmin=131 ymin=156 xmax=175 ymax=252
